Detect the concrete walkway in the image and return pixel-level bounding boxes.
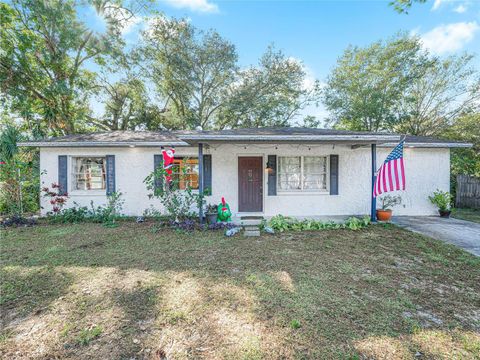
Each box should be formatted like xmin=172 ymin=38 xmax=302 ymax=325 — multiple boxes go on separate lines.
xmin=392 ymin=216 xmax=480 ymax=256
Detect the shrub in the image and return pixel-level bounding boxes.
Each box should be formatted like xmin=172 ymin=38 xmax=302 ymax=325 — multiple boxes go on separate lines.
xmin=46 ymin=192 xmax=125 ymax=225
xmin=144 ymin=158 xmax=203 ymax=221
xmin=268 ymin=215 xmax=371 ymax=232
xmin=428 ymin=189 xmax=453 ymax=211
xmin=41 ymin=183 xmax=69 ymax=215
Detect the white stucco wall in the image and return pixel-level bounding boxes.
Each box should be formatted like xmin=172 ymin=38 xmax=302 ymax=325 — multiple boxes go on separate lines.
xmin=39 ymin=144 xmax=450 ymax=217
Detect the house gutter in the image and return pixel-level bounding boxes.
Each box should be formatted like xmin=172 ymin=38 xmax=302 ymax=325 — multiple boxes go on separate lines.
xmin=177 ymin=134 xmax=401 ymax=142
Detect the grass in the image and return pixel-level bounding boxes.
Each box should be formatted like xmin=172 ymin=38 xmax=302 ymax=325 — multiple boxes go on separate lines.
xmin=452 ymin=208 xmax=480 ymax=224
xmin=1 ymin=222 xmax=479 ymax=359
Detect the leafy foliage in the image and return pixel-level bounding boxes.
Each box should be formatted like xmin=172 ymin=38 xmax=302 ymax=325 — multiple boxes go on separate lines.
xmin=46 ymin=192 xmax=125 ymax=225
xmin=268 ymin=215 xmax=371 ymax=232
xmin=141 ymin=17 xmax=320 ymax=130
xmin=0 ymin=124 xmax=40 ymax=215
xmin=323 ymin=34 xmax=479 ymax=136
xmin=429 ymin=189 xmax=453 ymax=211
xmin=0 ymin=0 xmax=145 ymax=135
xmin=144 ymin=158 xmax=203 ymax=221
xmin=323 ymin=34 xmax=427 ymax=132
xmin=378 ymin=194 xmax=402 ymax=210
xmin=219 ymin=47 xmax=321 ymax=129
xmin=390 ymin=0 xmax=427 ymax=14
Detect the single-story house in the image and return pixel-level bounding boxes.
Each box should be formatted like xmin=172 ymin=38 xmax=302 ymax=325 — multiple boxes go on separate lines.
xmin=19 ymin=128 xmax=471 ymax=219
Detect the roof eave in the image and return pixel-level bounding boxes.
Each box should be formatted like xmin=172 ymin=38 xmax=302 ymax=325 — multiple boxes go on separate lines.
xmin=380 ymin=142 xmax=473 ymax=148
xmin=17 ymin=141 xmax=190 ymax=147
xmin=177 ymin=134 xmax=401 ymax=142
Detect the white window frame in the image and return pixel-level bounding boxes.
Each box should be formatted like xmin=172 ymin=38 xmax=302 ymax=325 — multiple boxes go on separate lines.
xmin=277 ymin=156 xmax=329 ymax=193
xmin=71 ymin=156 xmax=107 ymax=193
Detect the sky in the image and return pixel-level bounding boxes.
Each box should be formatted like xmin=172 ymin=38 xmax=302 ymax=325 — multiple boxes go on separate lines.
xmin=84 ymin=0 xmax=480 ymax=124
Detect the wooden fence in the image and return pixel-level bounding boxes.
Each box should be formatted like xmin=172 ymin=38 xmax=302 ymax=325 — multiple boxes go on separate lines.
xmin=456 ymin=175 xmax=480 ymax=209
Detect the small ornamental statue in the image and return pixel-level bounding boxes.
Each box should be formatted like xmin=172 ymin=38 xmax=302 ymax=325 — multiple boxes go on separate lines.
xmin=217 ymin=197 xmax=232 ymax=222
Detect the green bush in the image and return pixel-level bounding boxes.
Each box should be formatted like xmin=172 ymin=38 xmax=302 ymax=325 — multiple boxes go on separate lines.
xmin=268 ymin=215 xmax=371 ymax=232
xmin=428 ymin=189 xmax=453 ymax=211
xmin=47 ymin=192 xmax=125 ymax=225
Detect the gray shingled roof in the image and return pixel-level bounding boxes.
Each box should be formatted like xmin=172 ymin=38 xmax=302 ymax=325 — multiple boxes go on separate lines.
xmin=18 ymin=130 xmax=189 ymax=147
xmin=17 ymin=127 xmax=472 ymax=148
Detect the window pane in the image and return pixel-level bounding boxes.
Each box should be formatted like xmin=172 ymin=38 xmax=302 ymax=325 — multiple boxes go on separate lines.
xmin=278 ymin=157 xmax=301 ymax=190
xmin=172 ymin=158 xmax=199 ymax=190
xmin=74 ymin=157 xmax=106 ymax=190
xmin=303 ymin=174 xmax=327 ymax=190
xmin=304 ymin=157 xmax=326 ymax=174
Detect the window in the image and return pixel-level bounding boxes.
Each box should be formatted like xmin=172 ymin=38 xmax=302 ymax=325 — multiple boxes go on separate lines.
xmin=73 ymin=157 xmax=106 ymax=191
xmin=278 ymin=156 xmax=328 ymax=192
xmin=172 ymin=158 xmax=199 ymax=190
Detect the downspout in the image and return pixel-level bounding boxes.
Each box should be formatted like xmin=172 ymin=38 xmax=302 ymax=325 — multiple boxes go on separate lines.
xmin=198 ymin=143 xmax=204 ymax=224
xmin=371 ymin=143 xmax=377 ymax=223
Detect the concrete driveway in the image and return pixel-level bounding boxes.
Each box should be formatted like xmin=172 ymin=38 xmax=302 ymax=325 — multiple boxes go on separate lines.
xmin=392 ymin=216 xmax=480 ymax=256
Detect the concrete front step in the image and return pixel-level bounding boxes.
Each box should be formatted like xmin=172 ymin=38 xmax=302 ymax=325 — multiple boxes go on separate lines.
xmin=244 ymin=229 xmax=260 ymax=237
xmin=240 ymin=219 xmax=263 ymax=226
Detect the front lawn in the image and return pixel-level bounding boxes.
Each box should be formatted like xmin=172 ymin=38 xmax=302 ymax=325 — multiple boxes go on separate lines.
xmin=1 ymin=223 xmax=479 ymax=359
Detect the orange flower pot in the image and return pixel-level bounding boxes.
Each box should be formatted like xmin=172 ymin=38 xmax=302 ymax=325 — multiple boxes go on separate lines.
xmin=376 ymin=209 xmax=392 ymax=222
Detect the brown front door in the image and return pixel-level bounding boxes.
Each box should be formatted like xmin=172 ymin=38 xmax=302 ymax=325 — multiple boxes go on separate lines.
xmin=238 ymin=157 xmax=263 ymax=212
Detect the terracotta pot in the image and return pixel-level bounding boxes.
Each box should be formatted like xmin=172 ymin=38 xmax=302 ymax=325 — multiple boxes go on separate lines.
xmin=376 ymin=209 xmax=392 ymax=222
xmin=439 ymin=210 xmax=451 ymax=218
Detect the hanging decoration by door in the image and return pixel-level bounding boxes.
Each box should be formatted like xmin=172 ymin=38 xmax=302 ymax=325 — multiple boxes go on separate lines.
xmin=162 ymin=147 xmax=175 ymax=183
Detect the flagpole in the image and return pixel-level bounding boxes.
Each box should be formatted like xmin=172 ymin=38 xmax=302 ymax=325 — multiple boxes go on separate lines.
xmin=371 ymin=143 xmax=377 ymax=223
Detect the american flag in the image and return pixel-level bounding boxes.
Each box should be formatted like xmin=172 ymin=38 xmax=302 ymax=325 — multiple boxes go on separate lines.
xmin=373 ymin=141 xmax=405 ymax=198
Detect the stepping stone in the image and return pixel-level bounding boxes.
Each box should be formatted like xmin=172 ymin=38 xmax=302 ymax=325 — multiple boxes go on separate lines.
xmin=244 ymin=229 xmax=260 ymax=237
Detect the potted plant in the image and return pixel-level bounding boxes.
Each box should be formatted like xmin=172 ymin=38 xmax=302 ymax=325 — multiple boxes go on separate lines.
xmin=376 ymin=194 xmax=402 ymax=221
xmin=429 ymin=189 xmax=453 ymax=218
xmin=205 ymin=203 xmax=218 ymax=224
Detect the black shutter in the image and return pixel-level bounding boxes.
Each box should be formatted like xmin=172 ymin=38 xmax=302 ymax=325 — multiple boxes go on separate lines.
xmin=267 ymin=155 xmax=277 ymax=196
xmin=106 ymin=155 xmax=115 ymax=195
xmin=154 ymin=154 xmax=163 ymax=193
xmin=58 ymin=155 xmax=68 ymax=195
xmin=203 ymin=154 xmax=212 ymax=195
xmin=330 ymin=155 xmax=339 ymax=195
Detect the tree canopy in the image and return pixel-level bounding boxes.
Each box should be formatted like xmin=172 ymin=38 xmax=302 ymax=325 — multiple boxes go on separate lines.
xmin=323 ymin=34 xmax=480 ymax=136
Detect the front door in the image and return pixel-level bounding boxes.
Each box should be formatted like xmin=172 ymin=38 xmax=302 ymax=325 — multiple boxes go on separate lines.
xmin=238 ymin=157 xmax=263 ymax=212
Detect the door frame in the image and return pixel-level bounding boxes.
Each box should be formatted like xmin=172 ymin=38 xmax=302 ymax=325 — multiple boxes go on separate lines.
xmin=237 ymin=155 xmax=265 ymax=214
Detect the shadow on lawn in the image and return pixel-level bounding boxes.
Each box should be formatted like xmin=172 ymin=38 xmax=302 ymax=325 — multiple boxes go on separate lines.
xmin=0 ymin=265 xmax=73 ymax=329
xmin=1 ymin=223 xmax=479 ymax=358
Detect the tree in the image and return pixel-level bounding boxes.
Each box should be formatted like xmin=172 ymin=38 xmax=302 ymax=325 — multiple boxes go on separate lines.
xmin=0 ymin=123 xmax=39 ymax=215
xmin=395 ymin=54 xmax=480 ymax=136
xmin=322 ymin=35 xmax=429 ymax=132
xmin=142 ymin=16 xmax=238 ymax=130
xmin=218 ymin=47 xmax=321 ymax=129
xmin=0 ymin=0 xmax=137 ymax=135
xmin=443 ymin=113 xmax=480 ymax=178
xmin=390 ymin=0 xmax=427 ymax=14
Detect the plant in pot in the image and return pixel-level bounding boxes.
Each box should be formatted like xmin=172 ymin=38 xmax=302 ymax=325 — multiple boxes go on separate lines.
xmin=376 ymin=194 xmax=402 ymax=221
xmin=428 ymin=189 xmax=453 ymax=218
xmin=205 ymin=203 xmax=218 ymax=224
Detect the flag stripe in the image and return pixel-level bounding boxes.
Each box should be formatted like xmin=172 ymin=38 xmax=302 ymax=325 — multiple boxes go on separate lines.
xmin=387 ymin=161 xmax=394 ymax=191
xmin=394 ymin=159 xmax=400 ymax=191
xmin=400 ymin=157 xmax=406 ymax=190
xmin=382 ymin=163 xmax=387 ymax=194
